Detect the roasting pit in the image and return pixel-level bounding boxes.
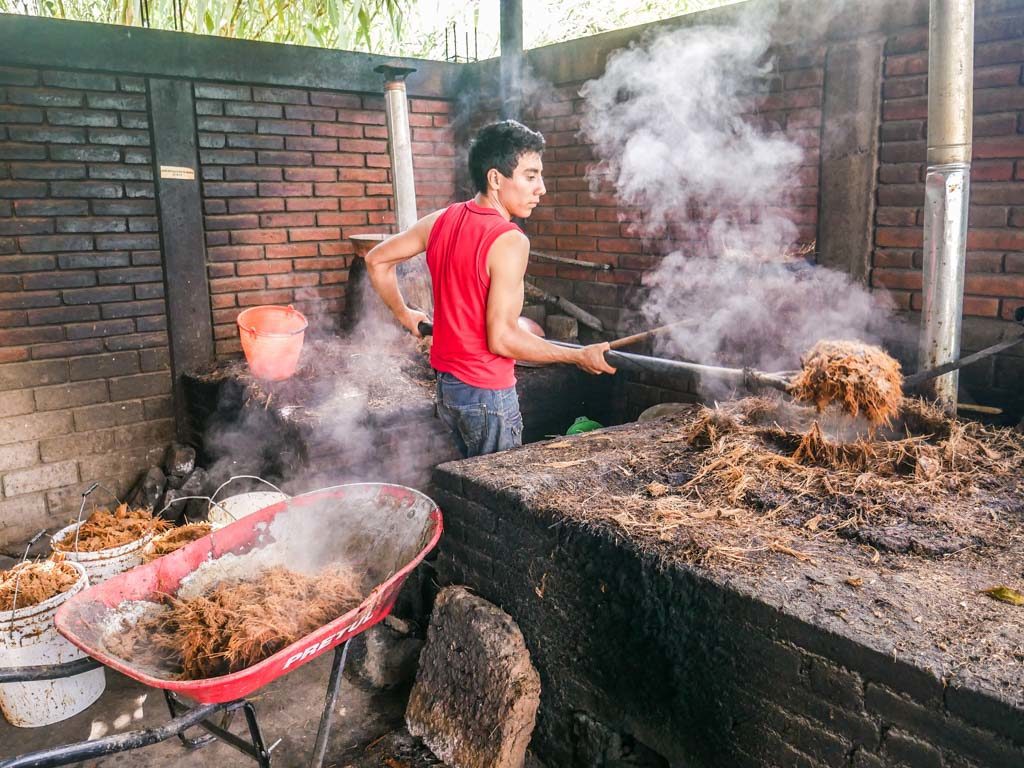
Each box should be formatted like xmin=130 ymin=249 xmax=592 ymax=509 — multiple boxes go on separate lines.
xmin=430 ymin=398 xmax=1024 ymax=767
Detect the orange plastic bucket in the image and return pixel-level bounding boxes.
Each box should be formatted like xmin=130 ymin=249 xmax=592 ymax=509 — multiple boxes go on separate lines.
xmin=236 ymin=305 xmax=308 ymax=381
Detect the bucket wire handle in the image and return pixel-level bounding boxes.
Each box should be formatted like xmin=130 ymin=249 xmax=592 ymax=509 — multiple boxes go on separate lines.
xmin=6 ymin=529 xmax=47 ymax=624
xmin=210 ymin=475 xmax=289 ymax=504
xmin=156 ymin=495 xmax=234 ymax=523
xmin=72 ymin=482 xmax=124 ymax=555
xmin=153 ymin=496 xmax=232 ymax=558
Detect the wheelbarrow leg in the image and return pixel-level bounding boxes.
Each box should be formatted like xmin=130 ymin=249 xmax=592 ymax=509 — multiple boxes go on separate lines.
xmin=164 ymin=689 xmax=235 ymax=749
xmin=241 ymin=701 xmax=273 ymax=768
xmin=164 ymin=691 xmax=271 ymax=767
xmin=309 ymin=642 xmax=350 ymax=768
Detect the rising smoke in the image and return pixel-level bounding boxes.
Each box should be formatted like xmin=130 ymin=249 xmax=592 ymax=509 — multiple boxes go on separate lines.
xmin=579 ymin=2 xmax=901 ymax=375
xmin=201 ymin=244 xmax=456 ymax=499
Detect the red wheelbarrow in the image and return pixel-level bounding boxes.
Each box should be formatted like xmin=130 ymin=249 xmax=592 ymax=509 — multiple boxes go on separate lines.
xmin=0 ymin=483 xmax=443 ymax=768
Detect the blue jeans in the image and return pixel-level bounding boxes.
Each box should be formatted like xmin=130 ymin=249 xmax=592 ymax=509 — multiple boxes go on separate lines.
xmin=436 ymin=371 xmax=523 ymax=458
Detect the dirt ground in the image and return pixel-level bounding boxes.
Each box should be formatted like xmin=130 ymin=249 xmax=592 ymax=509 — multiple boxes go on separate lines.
xmin=0 ymin=650 xmax=433 ymax=767
xmin=455 ymin=396 xmax=1024 ymax=709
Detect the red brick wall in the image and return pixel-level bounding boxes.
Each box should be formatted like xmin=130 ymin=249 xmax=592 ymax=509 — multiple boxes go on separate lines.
xmin=0 ymin=66 xmax=172 ymax=545
xmin=195 ymin=84 xmax=457 ymax=356
xmin=873 ymin=9 xmax=1024 ymax=400
xmin=519 ymin=42 xmax=824 ymax=333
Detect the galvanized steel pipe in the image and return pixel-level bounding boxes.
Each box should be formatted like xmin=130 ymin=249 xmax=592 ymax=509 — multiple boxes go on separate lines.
xmin=919 ymin=0 xmax=974 ymax=409
xmin=500 ymin=0 xmax=524 ymax=120
xmin=374 ymin=65 xmax=433 ymax=313
xmin=380 ymin=74 xmax=419 ymax=231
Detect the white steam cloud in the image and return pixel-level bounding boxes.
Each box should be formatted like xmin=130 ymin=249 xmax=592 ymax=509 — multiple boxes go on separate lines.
xmin=579 ymin=5 xmax=901 ymax=374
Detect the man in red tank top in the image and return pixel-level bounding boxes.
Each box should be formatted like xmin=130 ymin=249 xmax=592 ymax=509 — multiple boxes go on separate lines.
xmin=366 ymin=121 xmax=615 ymax=457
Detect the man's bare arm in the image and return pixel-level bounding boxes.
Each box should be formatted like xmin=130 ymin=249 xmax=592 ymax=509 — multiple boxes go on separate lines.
xmin=485 ymin=231 xmax=615 ymax=375
xmin=365 ymin=210 xmax=443 ymax=337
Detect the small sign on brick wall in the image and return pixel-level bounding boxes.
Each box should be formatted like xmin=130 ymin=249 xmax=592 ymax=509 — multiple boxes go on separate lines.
xmin=159 ymin=165 xmax=195 ymax=180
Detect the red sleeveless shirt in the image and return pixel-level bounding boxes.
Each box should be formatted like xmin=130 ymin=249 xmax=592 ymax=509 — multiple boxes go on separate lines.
xmin=426 ymin=201 xmax=521 ymax=389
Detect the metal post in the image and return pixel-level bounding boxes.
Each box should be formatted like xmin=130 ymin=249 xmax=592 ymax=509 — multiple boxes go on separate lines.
xmin=374 ymin=64 xmax=419 ymax=231
xmin=373 ymin=64 xmax=433 ymax=314
xmin=149 ymin=78 xmax=215 ymax=442
xmin=919 ymin=0 xmax=974 ymax=409
xmin=500 ymin=0 xmax=524 ymax=120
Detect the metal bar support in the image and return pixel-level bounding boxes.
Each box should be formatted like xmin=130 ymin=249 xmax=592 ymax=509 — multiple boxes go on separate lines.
xmin=309 ymin=642 xmax=350 ymax=768
xmin=164 ymin=692 xmax=271 ymax=766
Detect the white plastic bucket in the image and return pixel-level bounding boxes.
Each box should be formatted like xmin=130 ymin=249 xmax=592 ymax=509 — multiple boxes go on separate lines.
xmin=207 ymin=491 xmax=288 ymax=527
xmin=0 ymin=561 xmax=106 ymax=727
xmin=50 ymin=523 xmax=153 ymax=584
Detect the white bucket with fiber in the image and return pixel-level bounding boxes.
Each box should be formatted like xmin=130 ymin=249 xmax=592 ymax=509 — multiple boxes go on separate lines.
xmin=50 ymin=523 xmax=153 ymax=585
xmin=206 ymin=476 xmax=289 ymax=528
xmin=208 ymin=491 xmax=288 ymax=527
xmin=0 ymin=561 xmax=106 ymax=727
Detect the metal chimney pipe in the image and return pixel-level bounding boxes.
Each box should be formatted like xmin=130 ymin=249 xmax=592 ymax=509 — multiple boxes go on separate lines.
xmin=375 ymin=64 xmax=419 ymax=231
xmin=500 ymin=0 xmax=524 ymax=120
xmin=919 ymin=0 xmax=974 ymax=410
xmin=373 ymin=64 xmax=433 ymax=314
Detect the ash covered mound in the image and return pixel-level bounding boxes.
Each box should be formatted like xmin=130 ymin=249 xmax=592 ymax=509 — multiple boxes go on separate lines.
xmin=484 ymin=396 xmax=1022 ymax=567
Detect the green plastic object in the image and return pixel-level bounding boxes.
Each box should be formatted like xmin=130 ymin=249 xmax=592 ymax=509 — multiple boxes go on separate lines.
xmin=566 ymin=416 xmax=603 ymax=435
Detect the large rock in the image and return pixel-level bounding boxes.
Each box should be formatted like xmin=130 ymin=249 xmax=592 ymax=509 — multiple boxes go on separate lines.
xmin=160 ymin=468 xmax=209 ymax=523
xmin=126 ymin=465 xmax=166 ymax=511
xmin=163 ymin=442 xmax=196 ymax=480
xmin=406 ymin=586 xmax=540 ymax=768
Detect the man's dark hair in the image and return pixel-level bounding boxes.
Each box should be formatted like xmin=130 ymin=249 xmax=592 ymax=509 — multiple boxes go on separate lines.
xmin=468 ymin=120 xmax=545 ymax=194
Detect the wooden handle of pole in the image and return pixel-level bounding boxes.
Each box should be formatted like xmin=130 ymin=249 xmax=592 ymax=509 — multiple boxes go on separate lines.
xmin=607 ymin=319 xmax=694 ymax=351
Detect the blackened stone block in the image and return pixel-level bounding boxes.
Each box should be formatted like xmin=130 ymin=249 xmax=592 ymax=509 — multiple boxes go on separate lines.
xmin=163 ymin=442 xmax=196 ymax=478
xmin=160 ymin=467 xmax=208 ymax=522
xmin=126 ymin=465 xmax=166 ymax=512
xmin=346 ymin=619 xmax=423 ymax=690
xmin=407 ymin=586 xmax=541 ymax=768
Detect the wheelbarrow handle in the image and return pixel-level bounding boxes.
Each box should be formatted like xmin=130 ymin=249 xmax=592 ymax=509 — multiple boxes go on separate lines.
xmin=417 ymin=321 xmax=433 ymax=337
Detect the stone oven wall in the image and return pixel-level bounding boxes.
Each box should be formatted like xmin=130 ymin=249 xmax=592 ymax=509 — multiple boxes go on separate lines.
xmin=0 ymin=15 xmax=458 ymax=548
xmin=431 ymin=466 xmax=1024 ymax=768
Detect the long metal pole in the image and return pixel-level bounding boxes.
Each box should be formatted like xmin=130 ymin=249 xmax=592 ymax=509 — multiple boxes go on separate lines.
xmin=500 ymin=0 xmax=524 ymax=120
xmin=919 ymin=0 xmax=974 ymax=410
